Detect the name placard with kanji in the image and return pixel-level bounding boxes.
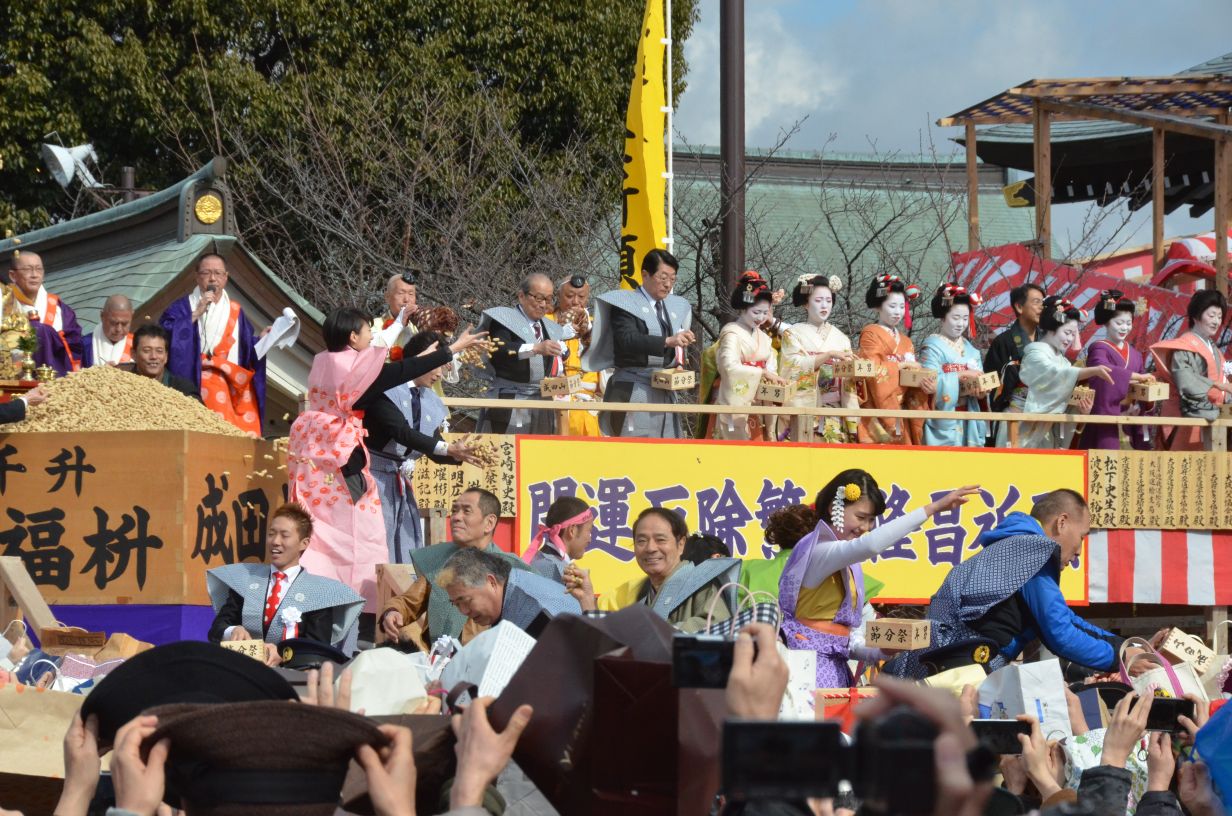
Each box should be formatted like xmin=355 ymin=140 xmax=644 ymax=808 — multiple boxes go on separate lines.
xmin=0 ymin=431 xmax=286 ymax=605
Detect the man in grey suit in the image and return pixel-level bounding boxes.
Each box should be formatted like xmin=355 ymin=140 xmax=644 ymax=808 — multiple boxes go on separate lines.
xmin=437 ymin=546 xmax=581 ymax=635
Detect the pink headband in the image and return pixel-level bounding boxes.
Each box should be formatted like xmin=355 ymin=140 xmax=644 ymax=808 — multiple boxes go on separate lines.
xmin=527 ymin=508 xmax=595 ymax=563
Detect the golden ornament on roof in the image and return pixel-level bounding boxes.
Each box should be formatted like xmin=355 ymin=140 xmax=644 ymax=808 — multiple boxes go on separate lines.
xmin=194 ymin=193 xmax=224 ymax=225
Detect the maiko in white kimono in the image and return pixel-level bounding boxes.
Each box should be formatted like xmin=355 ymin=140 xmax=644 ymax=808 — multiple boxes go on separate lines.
xmin=714 ymin=322 xmax=777 ymax=439
xmin=997 ymin=341 xmax=1081 ymax=449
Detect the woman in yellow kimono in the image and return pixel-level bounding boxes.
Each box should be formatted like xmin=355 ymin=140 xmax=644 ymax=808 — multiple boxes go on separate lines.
xmin=857 ymin=274 xmax=926 ymax=444
xmin=591 ymin=508 xmax=738 ymax=633
xmin=546 ymin=275 xmax=603 ymax=436
xmin=780 ymin=274 xmax=858 ymax=440
xmin=714 ymin=271 xmax=789 ymax=439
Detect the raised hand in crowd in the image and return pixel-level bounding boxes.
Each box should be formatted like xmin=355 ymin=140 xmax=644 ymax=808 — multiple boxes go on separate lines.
xmin=1145 ymin=732 xmax=1175 ymax=793
xmin=1015 ymin=715 xmax=1065 ymax=800
xmin=1177 ymin=761 xmax=1228 ymax=816
xmin=356 ymin=724 xmax=417 ymax=816
xmin=1176 ymin=691 xmax=1209 ymax=745
xmin=301 ymin=661 xmax=357 ymax=712
xmin=111 ymin=714 xmax=170 ymax=816
xmin=54 ymin=711 xmax=101 ymax=816
xmin=855 ymin=676 xmax=993 ymax=816
xmin=450 ymin=697 xmax=534 ymax=810
xmin=725 ymin=622 xmax=789 ymax=720
xmin=1100 ymin=691 xmax=1151 ymax=768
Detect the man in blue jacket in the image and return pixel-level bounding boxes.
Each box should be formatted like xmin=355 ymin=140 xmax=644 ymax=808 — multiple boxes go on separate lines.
xmin=887 ymin=488 xmax=1144 ymax=679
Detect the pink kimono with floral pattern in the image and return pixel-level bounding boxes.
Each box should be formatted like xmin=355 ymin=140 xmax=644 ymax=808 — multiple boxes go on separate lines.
xmin=289 ymin=347 xmax=387 ymax=611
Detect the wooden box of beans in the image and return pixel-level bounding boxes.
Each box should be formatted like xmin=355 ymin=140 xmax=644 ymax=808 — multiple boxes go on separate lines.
xmin=755 ymin=379 xmax=796 ymax=404
xmin=899 ymin=367 xmax=936 ymax=389
xmin=832 ymin=358 xmax=875 ymax=379
xmin=540 ymin=374 xmax=582 ymax=397
xmin=1068 ymin=385 xmax=1095 ymax=408
xmin=652 ymin=368 xmax=696 ymax=391
xmin=959 ymin=371 xmax=999 ymax=397
xmin=1129 ymin=380 xmax=1169 ymax=402
xmin=864 ymin=618 xmax=931 ymax=651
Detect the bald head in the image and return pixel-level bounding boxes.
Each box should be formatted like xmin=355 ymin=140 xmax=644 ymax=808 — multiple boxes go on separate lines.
xmin=385 ymin=274 xmax=417 ymax=315
xmin=100 ymin=294 xmax=134 ymax=343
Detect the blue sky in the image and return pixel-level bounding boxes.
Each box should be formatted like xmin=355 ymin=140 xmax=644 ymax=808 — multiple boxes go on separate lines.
xmin=673 ymin=0 xmax=1232 ymax=255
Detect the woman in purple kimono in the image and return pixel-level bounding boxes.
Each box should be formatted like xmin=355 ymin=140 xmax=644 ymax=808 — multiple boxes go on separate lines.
xmin=1079 ymin=290 xmax=1155 ymax=450
xmin=779 ymin=469 xmax=977 ymax=687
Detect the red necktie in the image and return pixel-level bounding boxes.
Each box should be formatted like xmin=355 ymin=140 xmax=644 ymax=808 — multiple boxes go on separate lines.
xmin=264 ymin=571 xmax=286 ymax=629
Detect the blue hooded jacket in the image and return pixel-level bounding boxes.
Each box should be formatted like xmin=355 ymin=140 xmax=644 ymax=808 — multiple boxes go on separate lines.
xmin=978 ymin=513 xmax=1120 ymax=670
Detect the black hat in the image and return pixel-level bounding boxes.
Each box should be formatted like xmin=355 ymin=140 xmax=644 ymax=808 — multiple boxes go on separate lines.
xmin=917 ymin=637 xmax=999 ymax=677
xmin=143 ymin=701 xmax=388 ymax=816
xmin=81 ymin=641 xmax=297 ymax=748
xmin=277 ymin=638 xmax=350 ymax=670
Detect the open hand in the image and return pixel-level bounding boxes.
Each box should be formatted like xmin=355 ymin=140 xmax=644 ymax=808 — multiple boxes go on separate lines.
xmin=450 ymin=698 xmax=534 ymax=809
xmin=448 ymin=325 xmax=489 ymax=355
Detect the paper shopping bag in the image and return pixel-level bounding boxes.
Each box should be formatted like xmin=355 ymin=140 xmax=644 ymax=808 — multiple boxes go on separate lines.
xmin=92 ymin=632 xmax=153 ymax=662
xmin=978 ymin=659 xmax=1072 ymax=740
xmin=591 ymin=648 xmax=725 ymax=816
xmin=1118 ymin=637 xmax=1209 ymax=705
xmin=0 ymin=680 xmax=84 ymax=778
xmin=344 ymin=647 xmax=428 ymax=715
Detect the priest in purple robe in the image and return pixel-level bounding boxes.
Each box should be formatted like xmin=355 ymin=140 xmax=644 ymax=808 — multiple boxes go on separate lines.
xmin=159 ymin=253 xmax=267 ymax=435
xmin=7 ymin=251 xmax=84 ymax=376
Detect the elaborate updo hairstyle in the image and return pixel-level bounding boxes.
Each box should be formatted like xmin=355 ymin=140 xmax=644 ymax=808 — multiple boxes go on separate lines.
xmin=791 ymin=273 xmax=843 ymax=307
xmin=929 ymin=283 xmax=980 ymax=319
xmin=730 ymin=270 xmax=773 ymax=311
xmin=814 ymin=469 xmax=886 ymax=533
xmin=1092 ymin=290 xmax=1136 ymax=326
xmin=1186 ymin=289 xmax=1228 ymax=329
xmin=865 ymin=274 xmax=922 ymax=309
xmin=1038 ymin=295 xmax=1086 ymax=334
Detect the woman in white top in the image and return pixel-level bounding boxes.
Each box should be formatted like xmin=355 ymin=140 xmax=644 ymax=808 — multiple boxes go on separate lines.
xmin=780 ymin=274 xmax=859 ymax=440
xmin=714 ymin=271 xmax=789 ymax=439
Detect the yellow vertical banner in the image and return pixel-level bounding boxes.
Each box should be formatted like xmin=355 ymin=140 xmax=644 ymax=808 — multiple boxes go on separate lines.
xmin=619 ymin=0 xmax=667 ymax=290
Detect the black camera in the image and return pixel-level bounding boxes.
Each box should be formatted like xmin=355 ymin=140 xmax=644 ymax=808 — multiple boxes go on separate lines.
xmin=1145 ymin=697 xmax=1195 ymax=732
xmin=671 ymin=633 xmax=742 ymax=689
xmin=722 ymin=706 xmax=941 ymax=816
xmin=969 ymin=718 xmax=1030 ymax=754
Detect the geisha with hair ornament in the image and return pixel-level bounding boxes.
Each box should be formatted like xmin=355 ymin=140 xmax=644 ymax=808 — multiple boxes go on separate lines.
xmin=857 ymin=273 xmax=927 ymax=444
xmin=779 ymin=273 xmax=859 ymax=440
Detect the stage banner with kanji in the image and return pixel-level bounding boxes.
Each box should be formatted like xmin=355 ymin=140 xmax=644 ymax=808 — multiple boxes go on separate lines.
xmin=0 ymin=431 xmax=287 ymax=605
xmin=517 ymin=438 xmax=1088 ymax=604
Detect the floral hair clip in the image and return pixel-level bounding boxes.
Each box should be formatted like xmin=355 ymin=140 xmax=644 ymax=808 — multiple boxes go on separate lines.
xmin=830 ymin=483 xmax=861 ymax=533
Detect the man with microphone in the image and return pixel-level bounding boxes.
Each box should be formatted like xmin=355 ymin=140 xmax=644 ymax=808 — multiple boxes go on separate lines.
xmin=159 ymin=253 xmax=269 ymax=435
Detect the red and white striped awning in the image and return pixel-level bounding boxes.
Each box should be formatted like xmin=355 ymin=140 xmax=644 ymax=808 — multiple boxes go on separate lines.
xmin=1153 ymin=230 xmax=1232 ymax=287
xmin=1088 ymin=529 xmax=1232 ymax=605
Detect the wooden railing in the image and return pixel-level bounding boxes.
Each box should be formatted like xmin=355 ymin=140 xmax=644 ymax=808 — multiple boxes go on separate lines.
xmin=440 ymin=396 xmax=1230 ymax=452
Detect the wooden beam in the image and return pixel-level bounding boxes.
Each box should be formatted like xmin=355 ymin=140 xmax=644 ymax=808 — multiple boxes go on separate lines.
xmin=1217 ymin=137 xmax=1229 ymax=296
xmin=1033 ymin=102 xmax=1052 ymax=260
xmin=1010 ymin=78 xmax=1232 ymax=97
xmin=966 ymin=123 xmax=980 ymax=251
xmin=1153 ymin=128 xmax=1165 ymax=275
xmin=0 ymin=556 xmax=57 ymax=635
xmin=1035 ymin=97 xmax=1232 ymax=142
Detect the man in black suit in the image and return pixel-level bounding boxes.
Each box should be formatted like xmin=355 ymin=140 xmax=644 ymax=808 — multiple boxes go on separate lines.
xmin=130 ymin=323 xmax=202 ymax=401
xmin=0 ymin=383 xmax=48 ymax=424
xmin=584 ymin=249 xmax=696 ymax=437
xmin=365 ymin=330 xmax=481 ymax=562
xmin=206 ymin=502 xmax=364 ymax=666
xmin=474 ymin=273 xmax=567 ymax=434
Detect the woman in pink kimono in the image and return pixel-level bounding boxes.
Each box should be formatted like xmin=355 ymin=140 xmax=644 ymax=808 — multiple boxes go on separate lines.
xmin=289 ymin=307 xmax=485 ymax=610
xmin=1151 ymin=289 xmax=1232 ymax=450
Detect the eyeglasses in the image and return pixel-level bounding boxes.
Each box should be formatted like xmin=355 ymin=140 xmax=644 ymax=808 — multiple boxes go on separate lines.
xmin=12 ymin=265 xmax=43 ymax=273
xmin=523 ymin=292 xmax=552 ymax=305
